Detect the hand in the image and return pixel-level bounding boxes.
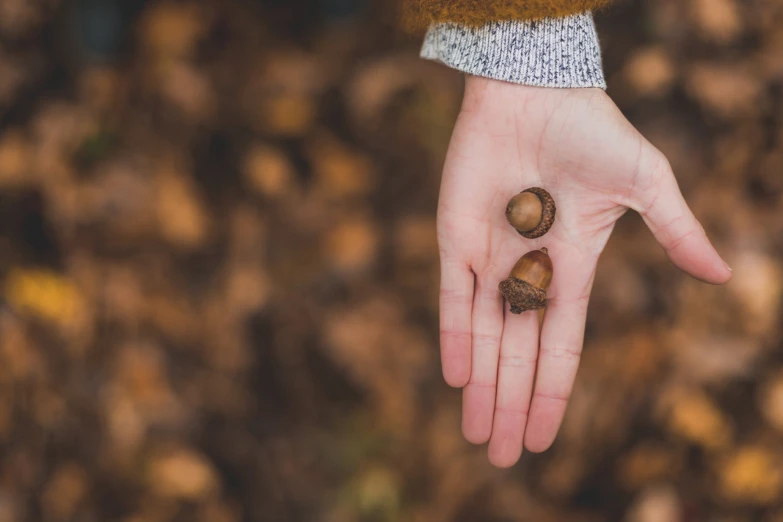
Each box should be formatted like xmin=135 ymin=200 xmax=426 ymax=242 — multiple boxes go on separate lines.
xmin=437 ymin=77 xmax=732 ymax=468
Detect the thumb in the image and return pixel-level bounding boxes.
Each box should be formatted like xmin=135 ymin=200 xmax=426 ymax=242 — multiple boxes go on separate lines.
xmin=632 ymin=152 xmax=732 ymax=285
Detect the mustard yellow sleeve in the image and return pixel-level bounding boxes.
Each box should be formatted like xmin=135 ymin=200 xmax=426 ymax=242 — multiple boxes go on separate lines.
xmin=406 ymin=0 xmax=613 ymax=28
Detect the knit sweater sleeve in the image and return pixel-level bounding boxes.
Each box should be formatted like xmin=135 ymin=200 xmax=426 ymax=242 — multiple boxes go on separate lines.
xmin=420 ymin=13 xmax=606 ymax=89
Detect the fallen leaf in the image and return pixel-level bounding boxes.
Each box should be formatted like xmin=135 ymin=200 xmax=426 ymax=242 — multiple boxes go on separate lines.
xmin=624 ymin=47 xmax=676 ymax=97
xmin=718 ymin=447 xmax=783 ymax=504
xmin=243 ymin=144 xmax=295 ymax=198
xmin=147 ymin=448 xmax=218 ymax=500
xmin=4 ymin=269 xmax=85 ymax=329
xmin=661 ymin=388 xmax=733 ymax=450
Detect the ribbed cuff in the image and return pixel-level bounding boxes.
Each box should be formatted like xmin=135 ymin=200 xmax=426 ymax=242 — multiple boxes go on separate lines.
xmin=420 ymin=14 xmax=606 ymax=89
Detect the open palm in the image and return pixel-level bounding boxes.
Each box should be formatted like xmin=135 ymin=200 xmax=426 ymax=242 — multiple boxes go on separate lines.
xmin=438 ymin=77 xmax=732 ymax=468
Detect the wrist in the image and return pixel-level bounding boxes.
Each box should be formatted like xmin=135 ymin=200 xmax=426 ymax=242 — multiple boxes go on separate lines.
xmin=461 ymin=75 xmax=539 ymax=112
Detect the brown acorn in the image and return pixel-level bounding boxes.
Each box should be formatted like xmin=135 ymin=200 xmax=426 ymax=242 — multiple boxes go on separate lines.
xmin=505 ymin=187 xmax=556 ymax=239
xmin=499 ymin=248 xmax=553 ymax=314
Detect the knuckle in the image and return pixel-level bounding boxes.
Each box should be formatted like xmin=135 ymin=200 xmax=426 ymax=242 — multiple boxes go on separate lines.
xmin=656 ymin=215 xmax=705 ymax=251
xmin=533 ymin=392 xmax=568 ymax=403
xmin=440 ymin=287 xmax=471 ymax=305
xmin=440 ymin=329 xmax=471 ymax=343
xmin=540 ymin=345 xmax=582 ymax=362
xmin=498 ymin=355 xmax=537 ymax=368
xmin=636 ymin=148 xmax=671 ymax=214
xmin=494 ymin=406 xmax=529 ymax=416
xmin=472 ymin=333 xmax=501 ymax=352
xmin=648 ymin=147 xmax=673 ymax=179
xmin=548 ymin=292 xmax=591 ymax=306
xmin=467 ymin=379 xmax=495 ymax=388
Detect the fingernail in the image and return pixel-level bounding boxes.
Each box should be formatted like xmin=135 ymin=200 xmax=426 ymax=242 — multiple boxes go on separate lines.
xmin=724 ymin=261 xmax=733 ymax=272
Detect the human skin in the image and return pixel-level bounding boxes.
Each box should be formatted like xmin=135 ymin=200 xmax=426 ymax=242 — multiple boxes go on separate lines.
xmin=437 ymin=76 xmax=733 ymax=468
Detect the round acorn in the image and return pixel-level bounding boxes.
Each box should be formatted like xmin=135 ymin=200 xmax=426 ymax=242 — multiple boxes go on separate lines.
xmin=498 ymin=248 xmax=553 ymax=314
xmin=505 ymin=187 xmax=556 ymax=239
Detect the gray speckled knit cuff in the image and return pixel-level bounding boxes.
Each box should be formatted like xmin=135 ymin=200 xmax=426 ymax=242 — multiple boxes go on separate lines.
xmin=421 ymin=13 xmax=606 ymax=89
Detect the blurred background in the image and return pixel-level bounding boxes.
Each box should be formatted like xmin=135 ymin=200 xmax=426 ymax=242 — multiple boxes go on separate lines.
xmin=0 ymin=0 xmax=782 ymax=520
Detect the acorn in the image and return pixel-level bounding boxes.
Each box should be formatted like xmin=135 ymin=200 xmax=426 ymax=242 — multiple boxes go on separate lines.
xmin=499 ymin=248 xmax=553 ymax=314
xmin=505 ymin=187 xmax=556 ymax=239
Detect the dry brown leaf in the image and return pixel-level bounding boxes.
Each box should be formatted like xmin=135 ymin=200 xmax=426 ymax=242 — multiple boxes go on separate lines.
xmin=718 ymin=447 xmax=783 ymax=504
xmin=227 ymin=205 xmax=267 ymax=261
xmin=80 ymin=161 xmax=158 ymax=240
xmin=0 ymin=492 xmax=19 ymax=522
xmin=690 ymin=0 xmax=742 ymax=42
xmin=0 ymin=52 xmax=25 ymax=107
xmin=343 ymin=467 xmax=400 ymax=520
xmin=147 ymin=448 xmax=218 ymax=500
xmin=617 ymin=443 xmax=682 ymax=489
xmin=624 ymin=47 xmax=676 ymax=97
xmin=686 ymin=63 xmax=764 ymax=119
xmin=323 ymin=217 xmax=379 ymax=273
xmin=0 ymin=393 xmax=12 ymax=439
xmin=540 ymin=452 xmax=588 ymax=498
xmin=758 ymin=26 xmax=783 ymax=81
xmin=728 ymin=251 xmax=782 ymax=337
xmin=323 ymin=296 xmax=431 ymax=432
xmin=263 ymin=93 xmax=316 ymax=137
xmin=348 ymin=56 xmax=420 ymax=124
xmin=104 ymin=389 xmax=146 ymax=455
xmin=79 ymin=68 xmax=122 ymax=111
xmin=758 ymin=371 xmax=783 ymax=434
xmin=4 ymin=269 xmax=86 ymax=330
xmin=243 ymin=144 xmax=295 ymax=198
xmin=102 ymin=265 xmax=144 ymax=327
xmin=156 ymin=163 xmax=210 ymax=249
xmin=0 ymin=0 xmax=41 ymax=38
xmin=159 ymin=62 xmax=214 ymax=121
xmin=115 ymin=344 xmax=174 ymax=405
xmin=592 ymin=256 xmax=651 ymax=321
xmin=310 ymin=135 xmax=374 ymax=200
xmin=324 ymin=298 xmax=426 ymax=381
xmin=141 ymin=2 xmax=206 ymax=60
xmin=199 ymin=501 xmax=240 ymax=522
xmin=223 ymin=264 xmax=271 ymax=316
xmin=0 ymin=130 xmax=30 ymax=187
xmin=0 ymin=313 xmax=39 ymax=382
xmin=394 ymin=216 xmax=437 ymax=263
xmin=661 ymin=388 xmax=733 ymax=450
xmin=41 ymin=464 xmax=88 ymax=520
xmin=31 ymin=387 xmax=66 ymax=428
xmin=263 ymin=51 xmax=324 ymax=94
xmin=626 ymin=485 xmax=681 ymax=522
xmin=668 ymin=329 xmax=763 ymax=385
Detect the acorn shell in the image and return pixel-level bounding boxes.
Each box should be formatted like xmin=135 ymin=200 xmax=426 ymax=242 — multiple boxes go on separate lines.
xmin=507 ymin=187 xmax=556 ymax=239
xmin=505 ymin=192 xmax=542 ymax=233
xmin=499 ymin=277 xmax=547 ymax=314
xmin=508 ymin=247 xmax=553 ymax=291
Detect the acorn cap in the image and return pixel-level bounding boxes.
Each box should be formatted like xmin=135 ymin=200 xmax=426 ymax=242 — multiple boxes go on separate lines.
xmin=506 ymin=187 xmax=556 ymax=239
xmin=499 ymin=277 xmax=547 ymax=314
